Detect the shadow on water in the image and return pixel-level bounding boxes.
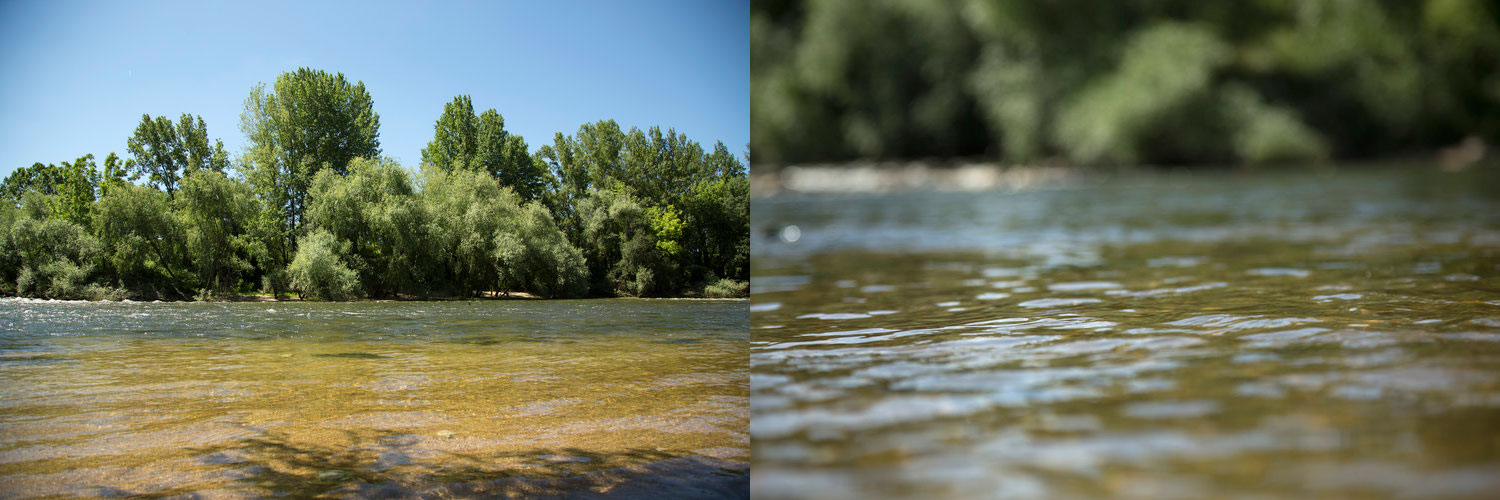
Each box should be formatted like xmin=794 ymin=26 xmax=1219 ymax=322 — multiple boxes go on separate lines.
xmin=167 ymin=430 xmax=747 ymax=499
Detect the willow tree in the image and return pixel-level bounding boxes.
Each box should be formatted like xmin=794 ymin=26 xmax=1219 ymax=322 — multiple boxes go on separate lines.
xmin=177 ymin=170 xmax=258 ymax=294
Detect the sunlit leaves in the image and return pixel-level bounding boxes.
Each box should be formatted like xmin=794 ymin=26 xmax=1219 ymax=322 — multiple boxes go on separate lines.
xmin=126 ymin=113 xmax=230 ymax=194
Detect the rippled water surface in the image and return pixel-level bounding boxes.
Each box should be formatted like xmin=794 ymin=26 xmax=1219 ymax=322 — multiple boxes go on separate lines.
xmin=0 ymin=299 xmax=747 ymax=498
xmin=751 ymin=166 xmax=1500 ymax=499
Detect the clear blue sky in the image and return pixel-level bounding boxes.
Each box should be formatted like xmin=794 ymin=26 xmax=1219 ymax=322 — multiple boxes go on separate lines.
xmin=0 ymin=0 xmax=748 ymax=179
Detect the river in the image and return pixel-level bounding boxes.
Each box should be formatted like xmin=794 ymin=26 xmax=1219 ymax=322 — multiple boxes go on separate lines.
xmin=0 ymin=299 xmax=747 ymax=498
xmin=750 ymin=165 xmax=1500 ymax=499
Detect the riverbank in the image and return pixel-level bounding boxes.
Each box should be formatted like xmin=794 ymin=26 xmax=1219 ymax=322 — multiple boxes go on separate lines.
xmin=0 ymin=294 xmax=750 ymax=305
xmin=750 ymin=155 xmax=1493 ymax=196
xmin=0 ymin=279 xmax=751 ymax=303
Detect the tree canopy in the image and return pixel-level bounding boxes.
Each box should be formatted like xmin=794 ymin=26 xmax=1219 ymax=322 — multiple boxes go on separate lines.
xmin=125 ymin=113 xmax=230 ymax=194
xmin=0 ymin=68 xmax=747 ymax=301
xmin=241 ymin=67 xmax=381 ymax=236
xmin=422 ymin=95 xmax=552 ymax=202
xmin=752 ymin=0 xmax=1500 ymax=166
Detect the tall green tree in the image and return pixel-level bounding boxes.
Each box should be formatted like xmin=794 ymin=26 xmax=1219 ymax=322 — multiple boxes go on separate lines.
xmin=574 ymin=187 xmax=675 ymax=297
xmin=306 ymin=156 xmax=434 ymax=297
xmin=98 ymin=152 xmax=131 ymax=198
xmin=126 ymin=113 xmax=230 ymax=194
xmin=682 ymin=175 xmax=749 ymax=281
xmin=1 ymin=163 xmax=59 ymax=202
xmin=177 ymin=170 xmax=258 ymax=294
xmin=422 ymin=96 xmax=552 ymax=201
xmin=421 ymin=167 xmax=520 ymax=297
xmin=1 ymin=156 xmax=101 ymax=227
xmin=53 ymin=154 xmax=101 ymax=228
xmin=95 ymin=183 xmax=192 ymax=298
xmin=240 ymin=67 xmax=381 ymax=234
xmin=422 ymin=95 xmax=480 ymax=172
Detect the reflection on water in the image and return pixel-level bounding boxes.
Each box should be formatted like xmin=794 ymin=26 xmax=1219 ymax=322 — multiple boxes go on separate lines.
xmin=751 ymin=166 xmax=1500 ymax=499
xmin=0 ymin=299 xmax=747 ymax=498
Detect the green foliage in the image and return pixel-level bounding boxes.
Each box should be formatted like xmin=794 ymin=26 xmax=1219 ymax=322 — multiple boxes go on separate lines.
xmin=95 ymin=182 xmax=192 ymax=298
xmin=98 ymin=152 xmax=130 ymax=198
xmin=240 ymin=68 xmax=381 ymax=234
xmin=1055 ymin=23 xmax=1230 ymax=165
xmin=6 ymin=67 xmax=746 ymax=301
xmin=703 ymin=278 xmax=748 ymax=298
xmin=287 ymin=229 xmax=361 ymax=300
xmin=752 ymin=0 xmax=1500 ymax=165
xmin=6 ymin=205 xmax=106 ymax=299
xmin=540 ymin=119 xmax=749 ymax=295
xmin=0 ymin=203 xmax=17 ymax=289
xmin=422 ymin=96 xmax=552 ymax=202
xmin=126 ymin=113 xmax=230 ymax=194
xmin=682 ymin=175 xmax=750 ymax=281
xmin=2 ymin=157 xmax=100 ymax=227
xmin=1222 ymin=85 xmax=1330 ymax=164
xmin=51 ymin=154 xmax=101 ymax=227
xmin=423 ymin=95 xmax=479 ymax=172
xmin=752 ymin=0 xmax=981 ymax=161
xmin=177 ymin=170 xmax=258 ymax=293
xmin=307 ymin=156 xmax=432 ymax=297
xmin=576 ymin=188 xmax=672 ymax=297
xmin=646 ymin=205 xmax=685 ymax=256
xmin=493 ymin=202 xmax=588 ymax=299
xmin=2 ymin=163 xmax=57 ymax=202
xmin=422 ymin=167 xmax=521 ymax=297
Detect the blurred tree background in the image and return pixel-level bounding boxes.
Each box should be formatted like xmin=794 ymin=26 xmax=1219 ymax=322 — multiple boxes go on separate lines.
xmin=752 ymin=0 xmax=1500 ymax=166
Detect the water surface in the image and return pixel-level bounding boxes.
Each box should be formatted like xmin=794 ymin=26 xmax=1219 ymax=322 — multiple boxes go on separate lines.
xmin=0 ymin=299 xmax=747 ymax=498
xmin=751 ymin=166 xmax=1500 ymax=499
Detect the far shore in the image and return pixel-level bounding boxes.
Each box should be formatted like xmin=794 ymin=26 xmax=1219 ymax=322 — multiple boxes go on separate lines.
xmin=750 ymin=155 xmax=1485 ymax=197
xmin=0 ymin=291 xmax=750 ymax=303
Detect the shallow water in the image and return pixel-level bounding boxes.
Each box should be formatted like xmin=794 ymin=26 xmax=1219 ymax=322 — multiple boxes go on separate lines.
xmin=750 ymin=166 xmax=1500 ymax=499
xmin=0 ymin=299 xmax=748 ymax=498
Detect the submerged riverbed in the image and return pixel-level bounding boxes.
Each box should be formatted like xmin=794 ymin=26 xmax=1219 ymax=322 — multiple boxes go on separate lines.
xmin=751 ymin=166 xmax=1500 ymax=499
xmin=0 ymin=299 xmax=748 ymax=498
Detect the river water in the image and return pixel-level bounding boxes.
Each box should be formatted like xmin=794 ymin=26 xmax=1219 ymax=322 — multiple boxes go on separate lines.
xmin=0 ymin=299 xmax=747 ymax=498
xmin=750 ymin=166 xmax=1500 ymax=499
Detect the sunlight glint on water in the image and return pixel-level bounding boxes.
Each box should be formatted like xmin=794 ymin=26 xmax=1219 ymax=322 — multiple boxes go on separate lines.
xmin=0 ymin=299 xmax=747 ymax=498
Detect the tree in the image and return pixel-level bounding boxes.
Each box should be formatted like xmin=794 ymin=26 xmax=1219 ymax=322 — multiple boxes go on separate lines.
xmin=481 ymin=111 xmax=550 ymax=203
xmin=422 ymin=96 xmax=552 ymax=201
xmin=682 ymin=175 xmax=749 ymax=281
xmin=95 ymin=183 xmax=192 ymax=298
xmin=1 ymin=156 xmax=101 ymax=227
xmin=575 ymin=187 xmax=674 ymax=297
xmin=177 ymin=169 xmax=257 ymax=294
xmin=421 ymin=167 xmax=521 ymax=297
xmin=286 ymin=229 xmax=361 ymax=300
xmin=493 ymin=202 xmax=588 ymax=299
xmin=240 ymin=68 xmax=381 ymax=234
xmin=1 ymin=163 xmax=59 ymax=202
xmin=8 ymin=192 xmax=107 ymax=299
xmin=421 ymin=95 xmax=479 ymax=172
xmin=98 ymin=152 xmax=131 ymax=198
xmin=126 ymin=113 xmax=230 ymax=194
xmin=53 ymin=154 xmax=100 ymax=227
xmin=306 ymin=156 xmax=435 ymax=297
